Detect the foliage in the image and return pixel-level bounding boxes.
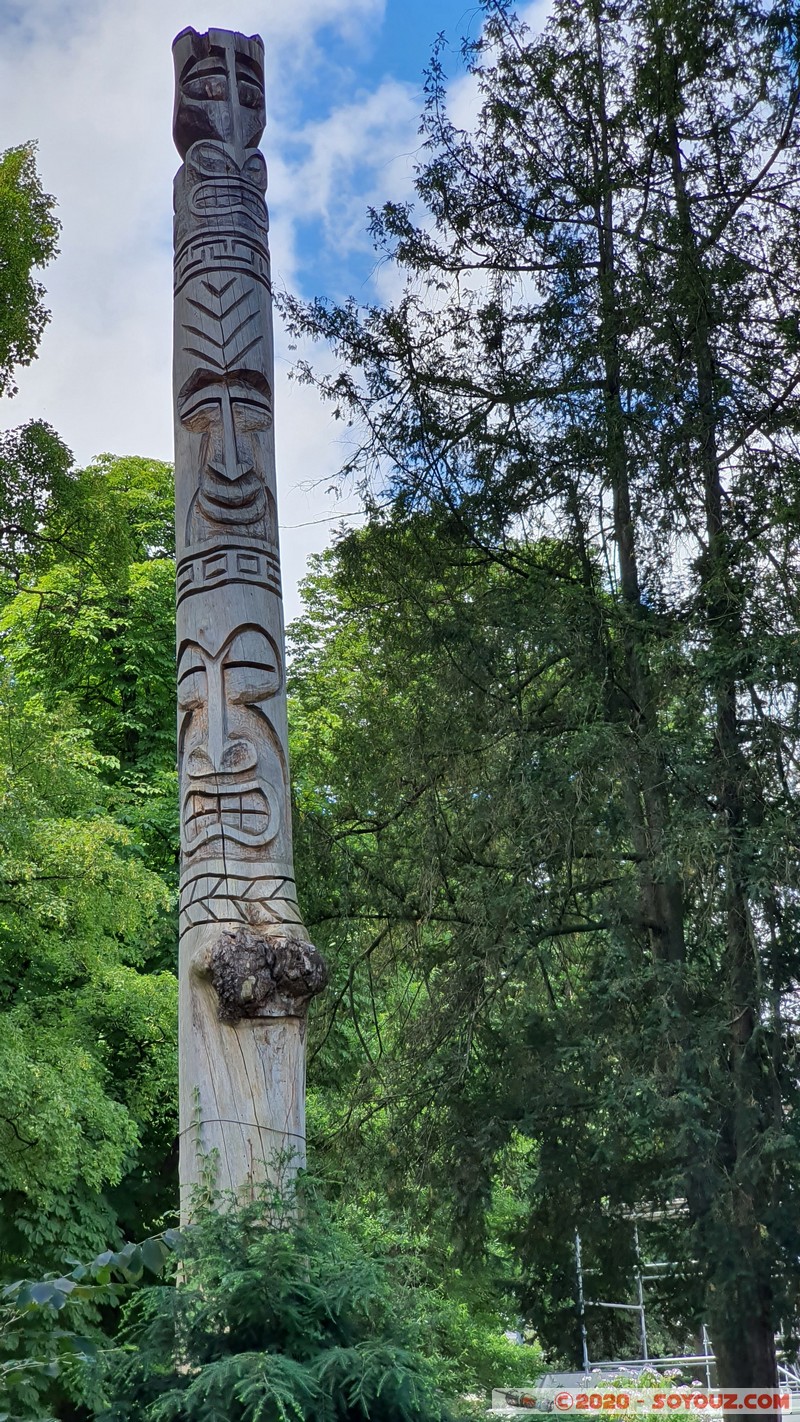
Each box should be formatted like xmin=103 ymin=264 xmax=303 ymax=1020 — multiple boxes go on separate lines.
xmin=0 ymin=662 xmax=176 ymax=1274
xmin=0 ymin=453 xmax=179 ymax=888
xmin=0 ymin=449 xmax=180 ymax=1401
xmin=327 ymin=1190 xmax=540 ymax=1398
xmin=0 ymin=421 xmax=74 ymax=585
xmin=99 ymin=1179 xmax=533 ymax=1422
xmin=0 ymin=131 xmax=183 ymax=1418
xmin=283 ymin=0 xmax=800 ymax=1378
xmin=0 ymin=455 xmax=179 ymax=1308
xmin=0 ymin=1232 xmax=179 ymax=1422
xmin=0 ymin=143 xmax=59 ymax=397
xmin=291 ymin=522 xmax=655 ymax=1361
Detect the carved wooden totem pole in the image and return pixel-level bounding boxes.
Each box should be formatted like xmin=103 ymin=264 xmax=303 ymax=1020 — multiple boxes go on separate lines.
xmin=172 ymin=26 xmax=326 ymax=1214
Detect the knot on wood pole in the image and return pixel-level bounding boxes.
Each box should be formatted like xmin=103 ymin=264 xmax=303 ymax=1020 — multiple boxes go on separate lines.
xmin=200 ymin=926 xmax=328 ymax=1022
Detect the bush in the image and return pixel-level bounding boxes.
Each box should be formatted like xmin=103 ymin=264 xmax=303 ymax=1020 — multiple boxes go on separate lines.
xmin=0 ymin=1232 xmax=177 ymax=1420
xmin=98 ymin=1179 xmax=450 ymax=1422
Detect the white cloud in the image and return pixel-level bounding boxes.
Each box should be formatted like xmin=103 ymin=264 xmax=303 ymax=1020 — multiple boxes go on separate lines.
xmin=0 ymin=0 xmax=404 ymax=616
xmin=1 ymin=0 xmax=555 ymax=615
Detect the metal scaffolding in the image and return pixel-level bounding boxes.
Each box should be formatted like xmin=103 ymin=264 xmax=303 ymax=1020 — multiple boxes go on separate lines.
xmin=573 ymin=1227 xmax=800 ymax=1395
xmin=574 ymin=1227 xmax=715 ymax=1384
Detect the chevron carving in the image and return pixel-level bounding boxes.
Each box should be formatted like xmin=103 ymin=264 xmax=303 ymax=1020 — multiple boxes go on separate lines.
xmin=182 ymin=275 xmax=261 ymax=370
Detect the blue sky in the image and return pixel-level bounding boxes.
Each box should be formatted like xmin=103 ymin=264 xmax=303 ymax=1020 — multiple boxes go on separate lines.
xmin=282 ymin=0 xmax=485 ymax=303
xmin=303 ymin=0 xmax=484 ymax=112
xmin=356 ymin=0 xmax=483 ymax=81
xmin=0 ymin=0 xmax=530 ymax=612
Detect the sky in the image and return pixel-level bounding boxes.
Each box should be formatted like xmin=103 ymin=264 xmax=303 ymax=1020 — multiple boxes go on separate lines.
xmin=0 ymin=0 xmax=493 ymax=619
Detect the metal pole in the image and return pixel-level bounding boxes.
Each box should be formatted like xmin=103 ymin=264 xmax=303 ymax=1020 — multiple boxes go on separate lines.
xmin=701 ymin=1323 xmax=712 ymax=1388
xmin=575 ymin=1230 xmax=591 ymax=1371
xmin=634 ymin=1224 xmax=648 ymax=1361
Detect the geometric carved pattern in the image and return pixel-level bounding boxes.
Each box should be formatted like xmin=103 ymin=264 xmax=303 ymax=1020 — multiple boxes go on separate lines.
xmin=176 ymin=541 xmax=281 ymax=604
xmin=174 ymin=235 xmax=271 ymax=296
xmin=182 ymin=274 xmax=260 ymax=371
xmin=180 ymin=868 xmax=305 ymax=931
xmin=173 ymin=25 xmax=307 ymax=947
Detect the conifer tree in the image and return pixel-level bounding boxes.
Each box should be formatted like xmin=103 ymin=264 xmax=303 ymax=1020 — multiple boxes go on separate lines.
xmin=283 ymin=0 xmax=800 ymax=1387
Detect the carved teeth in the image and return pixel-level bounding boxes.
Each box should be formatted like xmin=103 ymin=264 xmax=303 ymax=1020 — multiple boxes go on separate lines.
xmin=185 ymin=787 xmax=271 ymax=841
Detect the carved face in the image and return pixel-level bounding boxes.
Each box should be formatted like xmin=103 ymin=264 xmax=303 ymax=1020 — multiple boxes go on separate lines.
xmin=178 ymin=370 xmax=272 ymax=529
xmin=173 ymin=27 xmax=266 ymax=157
xmin=186 ymin=142 xmax=268 ymax=234
xmin=178 ymin=625 xmax=284 ymax=857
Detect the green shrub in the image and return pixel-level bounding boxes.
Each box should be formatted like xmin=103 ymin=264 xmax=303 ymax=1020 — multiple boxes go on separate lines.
xmin=98 ymin=1180 xmax=450 ymax=1422
xmin=0 ymin=1232 xmax=177 ymax=1420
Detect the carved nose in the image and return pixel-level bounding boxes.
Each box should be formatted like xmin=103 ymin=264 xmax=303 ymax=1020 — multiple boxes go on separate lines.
xmin=206 ymin=458 xmax=254 ymax=484
xmin=187 ymin=740 xmax=257 ymax=777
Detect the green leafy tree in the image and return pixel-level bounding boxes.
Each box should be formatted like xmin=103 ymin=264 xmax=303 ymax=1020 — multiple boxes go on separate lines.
xmin=1 ymin=454 xmax=179 ymax=889
xmin=0 ymin=455 xmax=179 ymax=1323
xmin=283 ymin=0 xmax=800 ymax=1381
xmin=0 ymin=422 xmax=74 ymax=585
xmin=0 ymin=143 xmax=59 ymax=397
xmin=0 ymin=134 xmax=184 ymax=1415
xmin=0 ymin=666 xmax=176 ymax=1272
xmin=99 ymin=1179 xmax=531 ymax=1422
xmin=0 ymin=1231 xmax=178 ymax=1421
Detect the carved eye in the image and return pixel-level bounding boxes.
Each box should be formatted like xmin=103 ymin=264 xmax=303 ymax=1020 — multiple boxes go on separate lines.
xmin=243 ymin=153 xmax=268 ymax=192
xmin=192 ymin=142 xmax=238 ymax=178
xmin=224 ymin=661 xmax=280 ymax=705
xmin=183 ymin=75 xmax=229 ymax=101
xmin=180 ymin=400 xmax=219 ymax=434
xmin=237 ymin=81 xmax=262 ymax=109
xmin=232 ymin=399 xmax=271 ymax=434
xmin=178 ymin=666 xmax=207 ymax=711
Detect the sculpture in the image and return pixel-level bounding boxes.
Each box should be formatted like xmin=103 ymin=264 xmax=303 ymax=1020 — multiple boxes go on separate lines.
xmin=172 ymin=26 xmax=326 ymax=1214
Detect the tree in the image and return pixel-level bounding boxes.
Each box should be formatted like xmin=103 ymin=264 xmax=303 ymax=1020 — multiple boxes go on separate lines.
xmin=290 ymin=521 xmax=698 ymax=1364
xmin=0 ymin=421 xmax=74 ymax=584
xmin=0 ymin=128 xmax=182 ymax=1414
xmin=0 ymin=667 xmax=176 ymax=1274
xmin=0 ymin=453 xmax=179 ymax=1306
xmin=283 ymin=0 xmax=800 ymax=1386
xmin=98 ymin=1178 xmax=531 ymax=1422
xmin=0 ymin=1229 xmax=177 ymax=1421
xmin=1 ymin=454 xmax=179 ymax=890
xmin=0 ymin=143 xmax=59 ymax=397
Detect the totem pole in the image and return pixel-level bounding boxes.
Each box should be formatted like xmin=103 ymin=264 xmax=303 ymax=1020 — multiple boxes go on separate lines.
xmin=172 ymin=26 xmax=326 ymax=1215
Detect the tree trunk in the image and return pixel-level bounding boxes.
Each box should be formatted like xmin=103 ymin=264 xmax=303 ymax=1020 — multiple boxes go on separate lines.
xmin=591 ymin=4 xmax=686 ymax=966
xmin=664 ymin=52 xmax=778 ymax=1393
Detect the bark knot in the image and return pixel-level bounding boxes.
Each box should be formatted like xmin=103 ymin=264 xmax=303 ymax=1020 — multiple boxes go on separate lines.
xmin=204 ymin=927 xmax=327 ymax=1023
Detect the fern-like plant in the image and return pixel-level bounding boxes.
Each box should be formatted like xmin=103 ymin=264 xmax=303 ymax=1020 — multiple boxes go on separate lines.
xmin=97 ymin=1179 xmax=449 ymax=1422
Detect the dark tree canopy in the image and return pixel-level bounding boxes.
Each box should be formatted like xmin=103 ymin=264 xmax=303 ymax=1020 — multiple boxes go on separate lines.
xmin=283 ymin=0 xmax=800 ymax=1390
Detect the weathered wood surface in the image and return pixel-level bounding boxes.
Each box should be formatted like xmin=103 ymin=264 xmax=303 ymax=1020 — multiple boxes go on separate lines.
xmin=172 ymin=26 xmax=325 ymax=1218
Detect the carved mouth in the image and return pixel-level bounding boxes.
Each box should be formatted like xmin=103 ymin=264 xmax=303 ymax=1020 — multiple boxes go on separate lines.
xmin=190 ymin=179 xmax=267 ymax=221
xmin=183 ymin=780 xmax=276 ymax=852
xmin=199 ymin=475 xmax=266 ymax=522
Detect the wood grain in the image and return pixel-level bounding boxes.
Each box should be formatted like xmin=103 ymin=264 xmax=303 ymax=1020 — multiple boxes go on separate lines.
xmin=172 ymin=27 xmax=324 ymax=1217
